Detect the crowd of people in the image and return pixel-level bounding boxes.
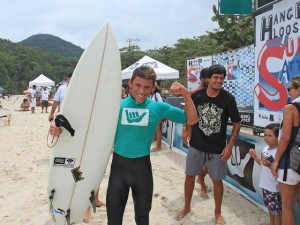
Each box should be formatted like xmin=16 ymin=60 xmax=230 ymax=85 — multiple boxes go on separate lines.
xmin=47 ymin=65 xmax=300 ymax=225
xmin=17 ymin=75 xmax=70 ymax=113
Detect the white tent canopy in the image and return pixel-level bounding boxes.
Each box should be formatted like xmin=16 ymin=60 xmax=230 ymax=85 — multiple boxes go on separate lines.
xmin=29 ymin=74 xmax=55 ymax=87
xmin=122 ymin=55 xmax=179 ymax=80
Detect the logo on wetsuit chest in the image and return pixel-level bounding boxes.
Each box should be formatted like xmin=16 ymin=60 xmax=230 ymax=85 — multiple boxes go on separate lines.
xmin=121 ymin=108 xmax=149 ymax=126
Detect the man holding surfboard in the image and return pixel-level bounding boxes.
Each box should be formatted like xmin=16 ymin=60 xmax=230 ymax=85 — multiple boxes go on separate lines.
xmin=50 ymin=65 xmax=198 ymax=225
xmin=48 ymin=72 xmax=72 ymax=122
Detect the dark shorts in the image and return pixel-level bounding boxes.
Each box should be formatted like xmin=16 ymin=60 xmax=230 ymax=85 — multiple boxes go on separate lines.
xmin=42 ymin=100 xmax=48 ymax=107
xmin=262 ymin=188 xmax=282 ymax=215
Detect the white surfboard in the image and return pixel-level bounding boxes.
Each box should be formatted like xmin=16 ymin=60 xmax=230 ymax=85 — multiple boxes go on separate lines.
xmin=47 ymin=23 xmax=121 ymax=225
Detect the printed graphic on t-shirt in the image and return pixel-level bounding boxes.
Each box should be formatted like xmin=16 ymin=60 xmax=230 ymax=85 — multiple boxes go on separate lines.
xmin=121 ymin=108 xmax=149 ymax=126
xmin=198 ymin=103 xmax=223 ymax=136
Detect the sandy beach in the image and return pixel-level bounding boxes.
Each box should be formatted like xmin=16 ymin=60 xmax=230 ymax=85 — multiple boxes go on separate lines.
xmin=0 ymin=95 xmax=268 ymax=225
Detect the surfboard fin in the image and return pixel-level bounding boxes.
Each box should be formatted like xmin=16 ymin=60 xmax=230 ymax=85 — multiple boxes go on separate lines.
xmin=65 ymin=209 xmax=75 ymax=225
xmin=49 ymin=189 xmax=56 ymax=222
xmin=89 ymin=190 xmax=97 ymax=213
xmin=55 ymin=114 xmax=75 ymax=136
xmin=49 ymin=189 xmax=55 ymax=213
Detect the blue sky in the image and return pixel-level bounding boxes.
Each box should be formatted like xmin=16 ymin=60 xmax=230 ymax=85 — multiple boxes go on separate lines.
xmin=0 ymin=0 xmax=218 ymax=50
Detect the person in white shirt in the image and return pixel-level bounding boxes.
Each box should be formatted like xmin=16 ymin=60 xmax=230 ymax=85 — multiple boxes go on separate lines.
xmin=48 ymin=73 xmax=72 ymax=121
xmin=28 ymin=85 xmax=37 ymax=114
xmin=41 ymin=86 xmax=50 ymax=113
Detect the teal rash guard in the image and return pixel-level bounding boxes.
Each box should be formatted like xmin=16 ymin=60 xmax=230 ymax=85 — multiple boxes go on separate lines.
xmin=114 ymin=96 xmax=187 ymax=158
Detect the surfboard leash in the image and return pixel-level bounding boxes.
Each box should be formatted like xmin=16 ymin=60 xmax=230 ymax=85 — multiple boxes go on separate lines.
xmin=47 ymin=130 xmax=59 ymax=148
xmin=47 ymin=114 xmax=75 ymax=148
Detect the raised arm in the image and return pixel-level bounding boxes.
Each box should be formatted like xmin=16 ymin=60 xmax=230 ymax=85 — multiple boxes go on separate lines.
xmin=169 ymin=82 xmax=198 ymax=125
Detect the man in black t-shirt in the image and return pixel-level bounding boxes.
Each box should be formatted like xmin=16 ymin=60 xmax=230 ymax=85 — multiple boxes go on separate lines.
xmin=176 ymin=65 xmax=241 ymax=225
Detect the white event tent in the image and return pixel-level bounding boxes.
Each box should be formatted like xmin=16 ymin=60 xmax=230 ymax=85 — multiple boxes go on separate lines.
xmin=29 ymin=74 xmax=55 ymax=87
xmin=122 ymin=55 xmax=179 ymax=80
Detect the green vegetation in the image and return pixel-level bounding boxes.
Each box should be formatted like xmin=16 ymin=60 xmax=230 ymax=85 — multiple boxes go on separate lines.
xmin=0 ymin=6 xmax=254 ymax=94
xmin=0 ymin=39 xmax=78 ymax=94
xmin=121 ymin=7 xmax=254 ymax=87
xmin=20 ymin=34 xmax=84 ymax=58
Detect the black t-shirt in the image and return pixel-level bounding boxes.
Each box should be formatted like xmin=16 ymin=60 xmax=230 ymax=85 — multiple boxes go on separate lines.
xmin=189 ymin=88 xmax=241 ymax=154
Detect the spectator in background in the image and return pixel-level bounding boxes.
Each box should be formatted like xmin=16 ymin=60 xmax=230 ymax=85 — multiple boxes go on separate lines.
xmin=41 ymin=86 xmax=50 ymax=113
xmin=121 ymin=85 xmax=128 ymax=99
xmin=20 ymin=98 xmax=30 ymax=111
xmin=28 ymin=85 xmax=37 ymax=114
xmin=183 ymin=68 xmax=210 ymax=198
xmin=151 ymin=82 xmax=164 ymax=151
xmin=48 ymin=72 xmax=72 ymax=121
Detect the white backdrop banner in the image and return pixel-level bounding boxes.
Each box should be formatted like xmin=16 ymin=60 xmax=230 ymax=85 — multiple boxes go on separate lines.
xmin=186 ymin=56 xmax=212 ymax=91
xmin=253 ymin=0 xmax=300 ymax=127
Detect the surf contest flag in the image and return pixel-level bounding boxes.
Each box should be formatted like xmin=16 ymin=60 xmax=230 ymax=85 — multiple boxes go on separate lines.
xmin=186 ymin=56 xmax=212 ymax=91
xmin=254 ymin=0 xmax=300 ymax=128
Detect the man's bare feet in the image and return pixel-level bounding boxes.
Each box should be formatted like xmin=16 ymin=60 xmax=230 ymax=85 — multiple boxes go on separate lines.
xmin=215 ymin=214 xmax=226 ymax=225
xmin=96 ymin=200 xmax=106 ymax=207
xmin=151 ymin=146 xmax=162 ymax=151
xmin=83 ymin=206 xmax=93 ymax=223
xmin=176 ymin=208 xmax=191 ymax=221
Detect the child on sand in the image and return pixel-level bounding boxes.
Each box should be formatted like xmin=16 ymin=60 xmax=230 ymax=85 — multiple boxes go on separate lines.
xmin=249 ymin=123 xmax=281 ymax=225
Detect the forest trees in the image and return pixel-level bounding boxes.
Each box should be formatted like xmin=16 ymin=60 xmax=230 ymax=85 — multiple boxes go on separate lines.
xmin=207 ymin=5 xmax=254 ymax=51
xmin=0 ymin=4 xmax=254 ymax=94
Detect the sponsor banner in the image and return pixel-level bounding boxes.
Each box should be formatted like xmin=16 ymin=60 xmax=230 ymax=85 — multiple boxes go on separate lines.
xmin=172 ymin=122 xmax=188 ymax=153
xmin=186 ymin=56 xmax=212 ymax=91
xmin=239 ymin=111 xmax=254 ymax=127
xmin=254 ymin=0 xmax=300 ymax=128
xmin=213 ymin=45 xmax=255 ymax=109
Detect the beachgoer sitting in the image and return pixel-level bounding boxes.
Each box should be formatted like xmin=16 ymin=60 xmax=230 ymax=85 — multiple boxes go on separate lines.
xmin=20 ymin=99 xmax=30 ymax=111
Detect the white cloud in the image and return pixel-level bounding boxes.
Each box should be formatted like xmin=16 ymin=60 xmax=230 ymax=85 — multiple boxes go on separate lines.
xmin=0 ymin=0 xmax=218 ymax=50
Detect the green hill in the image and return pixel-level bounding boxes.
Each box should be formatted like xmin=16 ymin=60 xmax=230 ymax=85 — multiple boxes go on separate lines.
xmin=19 ymin=34 xmax=84 ymax=58
xmin=0 ymin=38 xmax=78 ymax=94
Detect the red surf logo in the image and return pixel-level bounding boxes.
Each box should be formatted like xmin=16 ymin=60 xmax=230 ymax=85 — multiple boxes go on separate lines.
xmin=255 ymin=39 xmax=288 ymax=111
